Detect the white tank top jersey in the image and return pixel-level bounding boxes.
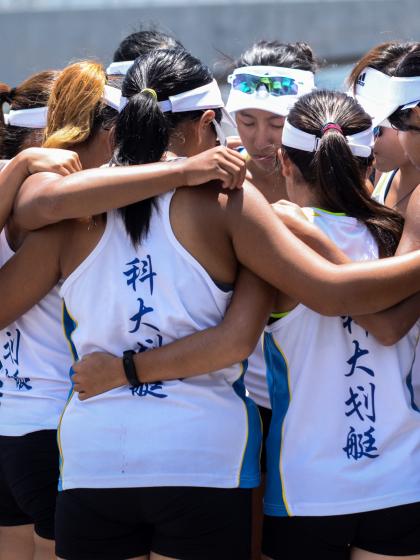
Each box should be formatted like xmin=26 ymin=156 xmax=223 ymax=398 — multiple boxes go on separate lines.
xmin=372 ymin=170 xmax=397 ymax=205
xmin=264 ymin=208 xmax=420 ymax=517
xmin=0 ymin=230 xmax=73 ymax=436
xmin=58 ymin=191 xmax=261 ymax=491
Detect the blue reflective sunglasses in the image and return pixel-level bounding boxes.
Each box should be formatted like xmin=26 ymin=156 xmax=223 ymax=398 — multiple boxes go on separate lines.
xmin=230 ymin=73 xmax=299 ymax=97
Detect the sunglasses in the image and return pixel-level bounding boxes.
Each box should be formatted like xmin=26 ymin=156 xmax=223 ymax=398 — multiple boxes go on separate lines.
xmin=373 ymin=126 xmax=383 ymax=139
xmin=229 ymin=73 xmax=299 ymax=97
xmin=389 ymin=105 xmax=420 ymax=132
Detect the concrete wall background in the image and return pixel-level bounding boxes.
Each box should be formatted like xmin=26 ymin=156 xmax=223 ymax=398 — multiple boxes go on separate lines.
xmin=0 ymin=0 xmax=418 ymax=86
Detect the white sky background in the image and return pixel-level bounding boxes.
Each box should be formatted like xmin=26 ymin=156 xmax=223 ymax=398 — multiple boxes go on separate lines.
xmin=0 ymin=0 xmax=395 ymax=10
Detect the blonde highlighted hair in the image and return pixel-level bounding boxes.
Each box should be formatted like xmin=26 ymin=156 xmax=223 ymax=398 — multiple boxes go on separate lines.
xmin=43 ymin=60 xmax=106 ymax=149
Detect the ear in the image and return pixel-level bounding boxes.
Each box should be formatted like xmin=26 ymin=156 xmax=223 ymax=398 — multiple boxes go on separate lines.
xmin=278 ymin=148 xmax=292 ymax=177
xmin=197 ymin=109 xmax=216 ymax=142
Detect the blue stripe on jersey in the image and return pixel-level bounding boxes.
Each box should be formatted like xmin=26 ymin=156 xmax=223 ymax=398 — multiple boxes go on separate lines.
xmin=57 ymin=302 xmax=79 ymax=490
xmin=233 ymin=359 xmax=262 ymax=488
xmin=263 ymin=332 xmax=292 ymax=516
xmin=405 ymin=332 xmax=419 ymax=413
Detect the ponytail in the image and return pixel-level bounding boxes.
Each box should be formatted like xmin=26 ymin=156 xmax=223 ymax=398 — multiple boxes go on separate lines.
xmin=285 ymin=90 xmax=403 ymax=257
xmin=113 ymin=47 xmax=217 ymax=246
xmin=114 ymin=90 xmax=169 ymax=245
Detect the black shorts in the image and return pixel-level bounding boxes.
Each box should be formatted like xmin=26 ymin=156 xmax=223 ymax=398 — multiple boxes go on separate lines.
xmin=56 ymin=486 xmax=251 ymax=560
xmin=263 ymin=501 xmax=420 ymax=559
xmin=258 ymin=405 xmax=272 ymax=474
xmin=0 ymin=429 xmax=59 ymax=540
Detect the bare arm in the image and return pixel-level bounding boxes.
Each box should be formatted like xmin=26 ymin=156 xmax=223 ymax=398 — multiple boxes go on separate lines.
xmin=273 ymin=202 xmax=419 ymax=344
xmin=72 ymin=267 xmax=275 ymax=399
xmin=226 ymin=183 xmax=420 ymax=316
xmin=13 ymin=147 xmax=247 ymax=230
xmin=0 ymin=224 xmax=63 ymax=328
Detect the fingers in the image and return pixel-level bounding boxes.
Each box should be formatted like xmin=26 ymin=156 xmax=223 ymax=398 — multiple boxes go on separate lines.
xmin=214 ymin=147 xmax=247 ymax=190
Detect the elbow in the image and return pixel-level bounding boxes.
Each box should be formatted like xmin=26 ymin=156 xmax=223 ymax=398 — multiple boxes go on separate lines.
xmin=229 ymin=332 xmax=261 ymax=363
xmin=371 ymin=326 xmax=404 ymax=347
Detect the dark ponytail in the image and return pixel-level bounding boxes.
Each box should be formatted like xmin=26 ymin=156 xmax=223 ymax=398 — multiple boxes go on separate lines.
xmin=284 ymin=90 xmax=403 ymax=257
xmin=113 ymin=47 xmax=221 ymax=245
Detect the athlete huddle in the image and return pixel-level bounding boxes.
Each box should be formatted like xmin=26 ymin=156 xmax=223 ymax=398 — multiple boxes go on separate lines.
xmin=0 ymin=29 xmax=419 ymax=560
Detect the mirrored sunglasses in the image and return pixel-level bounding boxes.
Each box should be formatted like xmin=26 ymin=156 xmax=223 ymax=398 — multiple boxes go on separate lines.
xmin=229 ymin=73 xmax=299 ymax=97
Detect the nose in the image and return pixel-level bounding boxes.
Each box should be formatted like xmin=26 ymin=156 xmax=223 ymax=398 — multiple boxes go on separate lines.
xmin=253 ymin=125 xmax=273 ymax=152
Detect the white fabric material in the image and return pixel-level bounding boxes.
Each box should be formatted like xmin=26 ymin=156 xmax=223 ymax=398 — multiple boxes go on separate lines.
xmin=0 ymin=230 xmax=73 ymax=436
xmin=4 ymin=106 xmax=48 ymax=128
xmin=282 ymin=119 xmax=373 ymax=158
xmin=352 ymin=67 xmax=420 ymax=126
xmin=58 ymin=191 xmax=260 ymax=490
xmin=118 ymin=79 xmax=236 ymax=145
xmin=101 ymin=85 xmax=122 ymax=112
xmin=106 ymin=60 xmax=134 ymax=76
xmin=226 ymin=65 xmax=315 ymax=117
xmin=264 ymin=208 xmax=420 ymax=516
xmin=245 ymin=337 xmax=271 ymax=409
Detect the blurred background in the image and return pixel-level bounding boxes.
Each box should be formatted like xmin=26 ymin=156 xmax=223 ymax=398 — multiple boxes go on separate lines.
xmin=0 ymin=0 xmax=418 ymax=91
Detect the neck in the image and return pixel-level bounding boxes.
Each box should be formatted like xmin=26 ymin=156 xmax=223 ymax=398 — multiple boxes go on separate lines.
xmin=398 ymin=162 xmax=420 ymax=193
xmin=247 ymin=159 xmax=288 ymax=203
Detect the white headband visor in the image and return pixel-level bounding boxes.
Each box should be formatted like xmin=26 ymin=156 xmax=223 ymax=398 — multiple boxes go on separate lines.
xmin=282 ymin=119 xmax=373 ymax=158
xmin=101 ymin=85 xmax=122 ymax=112
xmin=226 ymin=66 xmax=315 ymax=118
xmin=4 ymin=106 xmax=48 ymax=128
xmin=106 ymin=60 xmax=134 ymax=76
xmin=353 ymin=67 xmax=420 ymax=126
xmin=158 ymin=78 xmax=236 ymax=140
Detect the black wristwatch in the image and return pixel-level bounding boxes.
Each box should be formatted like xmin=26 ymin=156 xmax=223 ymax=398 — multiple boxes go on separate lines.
xmin=122 ymin=350 xmax=139 ymax=386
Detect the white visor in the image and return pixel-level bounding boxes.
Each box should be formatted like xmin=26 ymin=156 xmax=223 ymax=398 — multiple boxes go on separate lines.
xmin=4 ymin=106 xmax=48 ymax=128
xmin=352 ymin=67 xmax=420 ymax=126
xmin=101 ymin=85 xmax=122 ymax=112
xmin=106 ymin=60 xmax=134 ymax=76
xmin=120 ymin=79 xmax=234 ymax=145
xmin=158 ymin=79 xmax=235 ymax=145
xmin=282 ymin=119 xmax=373 ymax=158
xmin=226 ymin=66 xmax=315 ymax=118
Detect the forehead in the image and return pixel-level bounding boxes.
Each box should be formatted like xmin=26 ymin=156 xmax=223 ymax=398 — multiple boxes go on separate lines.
xmin=237 ymin=108 xmax=285 ymax=122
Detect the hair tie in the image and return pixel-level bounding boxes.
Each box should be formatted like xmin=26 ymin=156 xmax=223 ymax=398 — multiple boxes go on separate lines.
xmin=321 ymin=122 xmax=343 ymax=135
xmin=141 ymin=88 xmax=158 ymax=100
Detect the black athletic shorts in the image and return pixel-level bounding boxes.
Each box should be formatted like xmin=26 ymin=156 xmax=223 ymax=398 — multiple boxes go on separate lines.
xmin=263 ymin=501 xmax=420 ymax=559
xmin=56 ymin=486 xmax=251 ymax=560
xmin=258 ymin=405 xmax=272 ymax=474
xmin=0 ymin=429 xmax=59 ymax=540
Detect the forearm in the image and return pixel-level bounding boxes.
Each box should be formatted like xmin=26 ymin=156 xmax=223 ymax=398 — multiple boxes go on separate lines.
xmin=353 ymin=292 xmax=420 ymax=345
xmin=286 ymin=217 xmax=350 ymax=265
xmin=14 ymin=160 xmax=187 ymax=230
xmin=0 ymin=153 xmax=31 ymax=230
xmin=233 ymin=187 xmax=420 ymax=316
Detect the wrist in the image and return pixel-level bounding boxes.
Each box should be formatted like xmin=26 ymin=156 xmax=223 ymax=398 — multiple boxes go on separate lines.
xmin=175 ymin=157 xmax=191 ymax=187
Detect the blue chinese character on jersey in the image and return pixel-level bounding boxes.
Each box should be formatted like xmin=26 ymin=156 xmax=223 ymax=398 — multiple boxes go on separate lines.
xmin=130 ymin=381 xmax=168 ymax=399
xmin=343 ymin=426 xmax=379 ymax=460
xmin=346 ymin=340 xmax=374 ymax=377
xmin=129 ymin=298 xmax=154 ymax=333
xmin=124 ymin=255 xmax=157 ymax=295
xmin=345 ymin=383 xmax=376 ymax=422
xmin=0 ymin=329 xmax=31 ymax=391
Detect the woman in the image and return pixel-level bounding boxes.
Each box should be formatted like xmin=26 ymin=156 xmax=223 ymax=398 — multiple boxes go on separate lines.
xmin=348 ymin=41 xmax=420 ymax=215
xmin=0 ymin=58 xmax=246 ymax=560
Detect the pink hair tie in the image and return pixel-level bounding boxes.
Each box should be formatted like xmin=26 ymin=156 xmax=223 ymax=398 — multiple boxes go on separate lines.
xmin=321 ymin=122 xmax=343 ymax=135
